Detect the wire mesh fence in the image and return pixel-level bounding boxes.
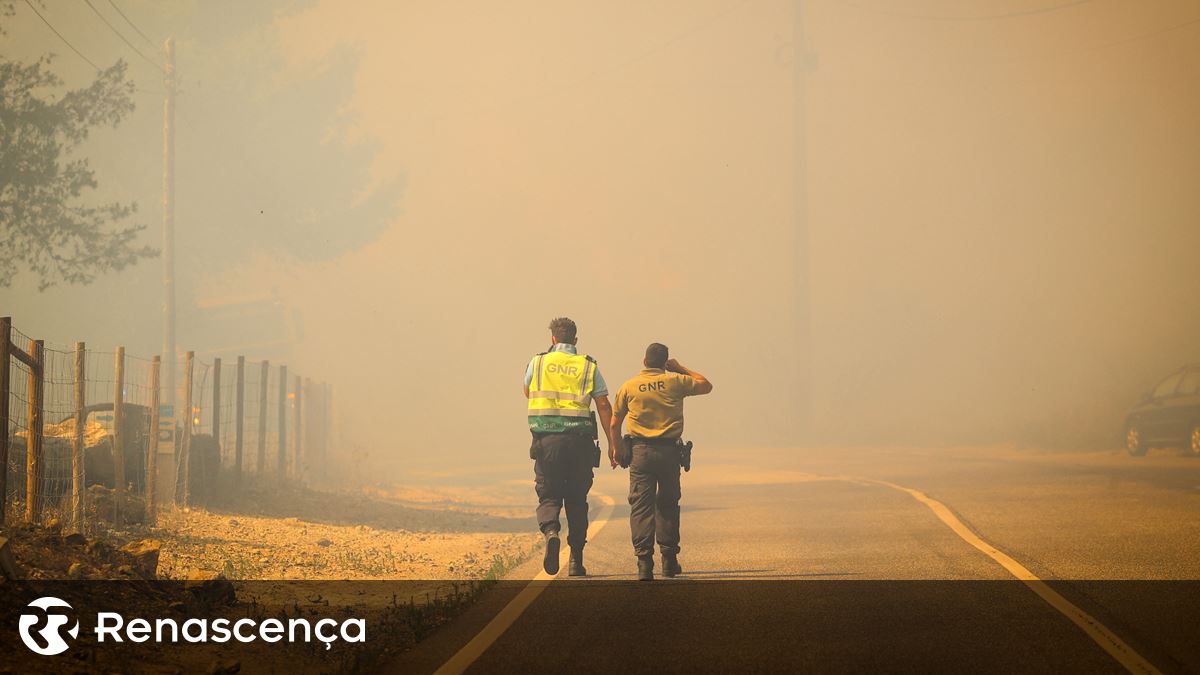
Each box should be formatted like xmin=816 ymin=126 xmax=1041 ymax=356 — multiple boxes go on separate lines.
xmin=37 ymin=345 xmax=77 ymax=526
xmin=0 ymin=316 xmax=330 ymax=533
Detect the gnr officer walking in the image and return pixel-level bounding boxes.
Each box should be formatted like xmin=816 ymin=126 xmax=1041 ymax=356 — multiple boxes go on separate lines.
xmin=610 ymin=343 xmax=712 ymax=581
xmin=524 ymin=317 xmax=616 ymax=576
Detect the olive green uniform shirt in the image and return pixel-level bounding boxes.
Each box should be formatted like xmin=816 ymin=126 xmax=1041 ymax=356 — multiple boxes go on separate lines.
xmin=613 ymin=368 xmax=700 ymax=439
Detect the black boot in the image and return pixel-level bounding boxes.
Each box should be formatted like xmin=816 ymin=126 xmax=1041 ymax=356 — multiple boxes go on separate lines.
xmin=663 ymin=554 xmax=682 ymax=578
xmin=543 ymin=533 xmax=561 ymax=575
xmin=568 ymin=547 xmax=587 ymax=577
xmin=637 ymin=555 xmax=654 ymax=581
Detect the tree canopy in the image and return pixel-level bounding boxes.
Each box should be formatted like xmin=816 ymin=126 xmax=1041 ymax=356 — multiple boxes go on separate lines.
xmin=0 ymin=53 xmax=154 ymax=290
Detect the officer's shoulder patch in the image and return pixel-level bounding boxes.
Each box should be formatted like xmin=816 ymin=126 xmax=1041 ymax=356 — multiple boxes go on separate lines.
xmin=584 ymin=355 xmax=597 ymax=364
xmin=535 ymin=351 xmax=548 ymax=356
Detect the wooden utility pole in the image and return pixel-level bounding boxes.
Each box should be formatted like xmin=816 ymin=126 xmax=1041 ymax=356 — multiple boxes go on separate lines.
xmin=0 ymin=317 xmax=10 ymax=524
xmin=277 ymin=365 xmax=287 ymax=481
xmin=113 ymin=347 xmax=126 ymax=526
xmin=147 ymin=356 xmax=160 ymax=524
xmin=25 ymin=339 xmax=43 ymax=524
xmin=162 ymin=37 xmax=178 ymax=500
xmin=180 ymin=351 xmax=193 ymax=507
xmin=792 ymin=0 xmax=813 ymax=432
xmin=235 ymin=356 xmax=244 ymax=487
xmin=162 ymin=38 xmax=176 ymax=422
xmin=257 ymin=361 xmax=269 ymax=474
xmin=72 ymin=343 xmax=85 ymax=532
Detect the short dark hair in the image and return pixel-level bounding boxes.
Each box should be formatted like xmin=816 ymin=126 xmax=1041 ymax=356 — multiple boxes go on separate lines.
xmin=645 ymin=343 xmax=668 ymax=369
xmin=548 ymin=317 xmax=577 ymax=344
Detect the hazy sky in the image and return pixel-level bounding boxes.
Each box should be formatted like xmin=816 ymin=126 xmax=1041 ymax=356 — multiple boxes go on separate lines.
xmin=3 ymin=1 xmax=1199 ymax=471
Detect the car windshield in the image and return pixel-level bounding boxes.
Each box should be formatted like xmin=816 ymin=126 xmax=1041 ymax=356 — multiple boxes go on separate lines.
xmin=1178 ymin=369 xmax=1200 ymax=396
xmin=1152 ymin=372 xmax=1184 ymax=398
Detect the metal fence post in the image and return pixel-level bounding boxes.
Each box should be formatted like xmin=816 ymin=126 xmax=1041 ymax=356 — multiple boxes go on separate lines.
xmin=113 ymin=346 xmax=125 ymax=526
xmin=235 ymin=356 xmax=244 ymax=488
xmin=324 ymin=383 xmax=332 ymax=468
xmin=72 ymin=343 xmax=85 ymax=533
xmin=257 ymin=360 xmax=269 ymax=476
xmin=277 ymin=365 xmax=287 ymax=482
xmin=211 ymin=356 xmax=222 ymax=452
xmin=294 ymin=375 xmax=303 ymax=484
xmin=147 ymin=356 xmax=160 ymax=524
xmin=180 ymin=351 xmax=193 ymax=507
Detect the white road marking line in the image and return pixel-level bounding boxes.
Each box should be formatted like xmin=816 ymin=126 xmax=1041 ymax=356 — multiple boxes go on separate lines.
xmin=859 ymin=477 xmax=1162 ymax=675
xmin=433 ymin=492 xmax=615 ymax=675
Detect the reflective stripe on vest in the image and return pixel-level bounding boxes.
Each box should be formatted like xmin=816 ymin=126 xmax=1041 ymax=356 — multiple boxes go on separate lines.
xmin=527 ymin=391 xmax=590 ymax=402
xmin=527 ymin=351 xmax=593 ymax=418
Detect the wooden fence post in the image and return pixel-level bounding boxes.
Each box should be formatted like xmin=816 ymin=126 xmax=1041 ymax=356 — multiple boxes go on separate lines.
xmin=257 ymin=361 xmax=268 ymax=475
xmin=25 ymin=339 xmax=43 ymax=525
xmin=235 ymin=356 xmax=244 ymax=488
xmin=113 ymin=347 xmax=125 ymax=526
xmin=72 ymin=343 xmax=85 ymax=533
xmin=147 ymin=356 xmax=160 ymax=525
xmin=180 ymin=351 xmax=193 ymax=507
xmin=294 ymin=375 xmax=303 ymax=484
xmin=0 ymin=317 xmax=10 ymax=525
xmin=277 ymin=365 xmax=287 ymax=482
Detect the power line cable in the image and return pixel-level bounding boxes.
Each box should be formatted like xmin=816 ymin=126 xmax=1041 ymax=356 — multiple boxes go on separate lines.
xmin=1093 ymin=14 xmax=1200 ymax=51
xmin=105 ymin=0 xmax=157 ymax=49
xmin=23 ymin=0 xmax=101 ymax=71
xmin=830 ymin=0 xmax=1092 ymax=22
xmin=82 ymin=0 xmax=165 ymax=73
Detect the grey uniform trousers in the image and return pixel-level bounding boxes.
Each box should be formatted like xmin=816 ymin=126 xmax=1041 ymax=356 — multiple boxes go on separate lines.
xmin=628 ymin=442 xmax=682 ymax=557
xmin=532 ymin=432 xmax=595 ymax=549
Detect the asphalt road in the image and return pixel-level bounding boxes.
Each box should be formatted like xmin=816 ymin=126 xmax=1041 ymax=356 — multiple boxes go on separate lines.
xmin=390 ymin=446 xmax=1200 ymax=674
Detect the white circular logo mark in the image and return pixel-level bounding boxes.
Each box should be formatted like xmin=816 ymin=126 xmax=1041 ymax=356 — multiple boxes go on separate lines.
xmin=18 ymin=597 xmax=80 ymax=656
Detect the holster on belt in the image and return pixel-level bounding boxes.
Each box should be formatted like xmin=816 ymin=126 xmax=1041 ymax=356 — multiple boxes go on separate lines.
xmin=679 ymin=439 xmax=694 ymax=472
xmin=617 ymin=435 xmax=634 ymax=469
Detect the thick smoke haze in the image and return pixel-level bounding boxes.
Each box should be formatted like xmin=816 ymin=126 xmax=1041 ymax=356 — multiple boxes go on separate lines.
xmin=2 ymin=0 xmax=1198 ymax=478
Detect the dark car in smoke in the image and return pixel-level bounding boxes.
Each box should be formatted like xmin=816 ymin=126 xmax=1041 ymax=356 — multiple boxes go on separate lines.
xmin=1124 ymin=365 xmax=1200 ymax=456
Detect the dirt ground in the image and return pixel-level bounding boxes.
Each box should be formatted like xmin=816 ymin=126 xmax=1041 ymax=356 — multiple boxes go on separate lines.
xmin=151 ymin=487 xmax=538 ymax=582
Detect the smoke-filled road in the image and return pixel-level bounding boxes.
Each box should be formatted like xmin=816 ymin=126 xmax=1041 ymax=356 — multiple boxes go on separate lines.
xmin=392 ymin=447 xmax=1200 ymax=674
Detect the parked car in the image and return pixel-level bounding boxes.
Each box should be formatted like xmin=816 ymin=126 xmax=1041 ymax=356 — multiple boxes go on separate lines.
xmin=1124 ymin=364 xmax=1200 ymax=456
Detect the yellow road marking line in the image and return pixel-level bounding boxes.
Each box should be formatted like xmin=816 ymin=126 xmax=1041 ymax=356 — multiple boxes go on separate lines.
xmin=434 ymin=492 xmax=615 ymax=675
xmin=860 ymin=477 xmax=1161 ymax=675
xmin=437 ymin=474 xmax=1161 ymax=675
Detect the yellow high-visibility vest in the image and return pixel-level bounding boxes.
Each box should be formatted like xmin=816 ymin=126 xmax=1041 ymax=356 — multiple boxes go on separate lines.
xmin=527 ymin=350 xmax=596 ymax=420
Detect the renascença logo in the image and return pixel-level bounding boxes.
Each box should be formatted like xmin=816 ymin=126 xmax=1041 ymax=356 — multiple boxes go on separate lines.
xmin=19 ymin=597 xmax=80 ymax=656
xmin=16 ymin=595 xmax=367 ymax=655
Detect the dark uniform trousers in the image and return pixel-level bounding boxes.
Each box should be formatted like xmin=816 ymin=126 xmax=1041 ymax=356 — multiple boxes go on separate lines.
xmin=532 ymin=432 xmax=595 ymax=549
xmin=628 ymin=442 xmax=682 ymax=557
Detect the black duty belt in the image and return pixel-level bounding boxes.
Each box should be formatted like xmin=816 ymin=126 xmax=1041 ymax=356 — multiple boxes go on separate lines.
xmin=629 ymin=436 xmax=681 ymax=447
